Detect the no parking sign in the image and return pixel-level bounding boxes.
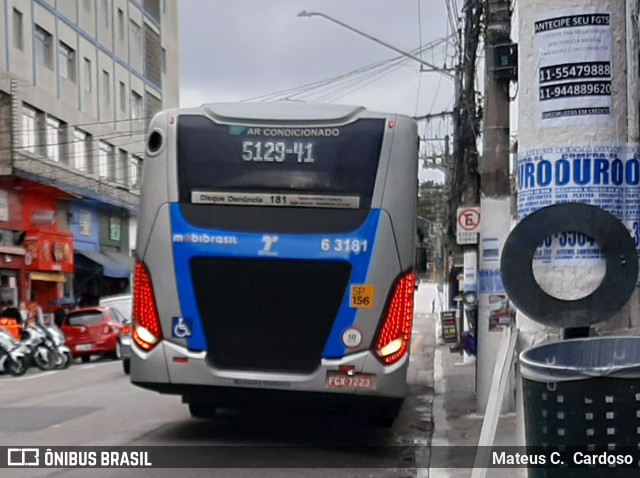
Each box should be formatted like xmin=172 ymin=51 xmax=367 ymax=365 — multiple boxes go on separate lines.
xmin=457 ymin=207 xmax=481 ymax=245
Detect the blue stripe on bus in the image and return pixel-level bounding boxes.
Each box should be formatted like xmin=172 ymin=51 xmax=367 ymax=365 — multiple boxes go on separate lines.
xmin=169 ymin=204 xmax=380 ymax=358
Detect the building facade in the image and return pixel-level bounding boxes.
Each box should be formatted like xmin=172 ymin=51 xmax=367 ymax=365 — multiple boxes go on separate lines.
xmin=0 ymin=0 xmax=179 ymax=311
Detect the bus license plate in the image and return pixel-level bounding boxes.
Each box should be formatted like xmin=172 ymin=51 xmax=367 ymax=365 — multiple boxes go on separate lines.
xmin=325 ymin=372 xmax=376 ymax=390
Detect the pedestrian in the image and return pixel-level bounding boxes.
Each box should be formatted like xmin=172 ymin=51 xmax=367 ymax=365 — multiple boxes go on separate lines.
xmin=54 ymin=307 xmax=64 ymax=327
xmin=2 ymin=300 xmax=23 ymax=323
xmin=54 ymin=305 xmax=69 ymax=327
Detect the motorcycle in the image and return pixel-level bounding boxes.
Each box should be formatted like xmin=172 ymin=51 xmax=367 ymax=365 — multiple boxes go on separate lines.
xmin=20 ymin=322 xmax=59 ymax=371
xmin=20 ymin=322 xmax=73 ymax=370
xmin=44 ymin=323 xmax=72 ymax=369
xmin=0 ymin=328 xmax=28 ymax=376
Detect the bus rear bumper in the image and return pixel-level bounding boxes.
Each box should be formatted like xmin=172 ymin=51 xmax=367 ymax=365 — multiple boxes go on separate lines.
xmin=130 ymin=340 xmax=409 ymax=402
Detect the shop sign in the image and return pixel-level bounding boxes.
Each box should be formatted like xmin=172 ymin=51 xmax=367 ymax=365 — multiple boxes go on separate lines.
xmin=109 ymin=217 xmax=121 ymax=242
xmin=440 ymin=310 xmax=458 ymax=343
xmin=79 ymin=210 xmax=92 ymax=236
xmin=31 ymin=210 xmax=56 ymax=226
xmin=23 ymin=231 xmax=73 ymax=273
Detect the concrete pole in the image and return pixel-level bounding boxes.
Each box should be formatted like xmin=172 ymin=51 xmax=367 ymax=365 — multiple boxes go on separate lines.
xmin=516 ymin=0 xmax=635 ymax=349
xmin=476 ymin=0 xmax=513 ymax=413
xmin=515 ymin=0 xmax=639 ymax=444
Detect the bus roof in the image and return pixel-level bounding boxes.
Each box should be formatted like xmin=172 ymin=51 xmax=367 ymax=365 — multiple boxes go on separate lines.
xmin=198 ymin=102 xmax=370 ymax=123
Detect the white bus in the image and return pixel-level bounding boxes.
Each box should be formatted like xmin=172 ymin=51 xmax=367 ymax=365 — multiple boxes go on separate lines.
xmin=131 ymin=102 xmax=420 ymax=425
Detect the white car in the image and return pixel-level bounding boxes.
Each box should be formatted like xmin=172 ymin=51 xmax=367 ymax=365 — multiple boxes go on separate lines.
xmin=99 ymin=294 xmax=132 ymax=374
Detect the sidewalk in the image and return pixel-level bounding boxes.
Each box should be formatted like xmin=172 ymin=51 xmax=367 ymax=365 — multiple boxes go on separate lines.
xmin=416 ymin=282 xmax=524 ymax=478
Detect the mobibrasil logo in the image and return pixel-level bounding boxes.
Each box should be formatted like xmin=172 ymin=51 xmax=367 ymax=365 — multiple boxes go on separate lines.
xmin=172 ymin=233 xmax=238 ymax=245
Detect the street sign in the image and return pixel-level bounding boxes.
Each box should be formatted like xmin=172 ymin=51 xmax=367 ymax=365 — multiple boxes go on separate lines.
xmin=440 ymin=310 xmax=457 ymax=343
xmin=457 ymin=207 xmax=481 ymax=244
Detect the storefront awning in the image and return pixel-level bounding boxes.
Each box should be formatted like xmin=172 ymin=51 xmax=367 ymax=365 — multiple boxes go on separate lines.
xmin=103 ymin=251 xmax=135 ymax=271
xmin=74 ymin=251 xmax=131 ymax=279
xmin=30 ymin=272 xmax=67 ymax=283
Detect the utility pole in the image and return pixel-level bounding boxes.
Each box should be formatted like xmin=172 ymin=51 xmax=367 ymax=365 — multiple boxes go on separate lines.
xmin=448 ymin=1 xmax=482 ymax=243
xmin=476 ymin=0 xmax=514 ymax=412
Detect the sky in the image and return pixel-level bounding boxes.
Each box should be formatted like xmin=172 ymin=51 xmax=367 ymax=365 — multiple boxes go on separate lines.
xmin=178 ymin=0 xmax=459 ymax=182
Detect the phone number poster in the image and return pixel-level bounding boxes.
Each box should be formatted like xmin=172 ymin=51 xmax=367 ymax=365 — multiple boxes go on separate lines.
xmin=534 ymin=8 xmax=612 ymax=128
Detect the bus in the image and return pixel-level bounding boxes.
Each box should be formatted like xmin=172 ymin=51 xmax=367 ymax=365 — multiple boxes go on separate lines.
xmin=131 ymin=102 xmax=420 ymax=425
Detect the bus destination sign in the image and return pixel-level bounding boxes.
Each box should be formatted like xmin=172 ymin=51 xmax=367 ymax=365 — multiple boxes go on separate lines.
xmin=191 ymin=191 xmax=360 ymax=209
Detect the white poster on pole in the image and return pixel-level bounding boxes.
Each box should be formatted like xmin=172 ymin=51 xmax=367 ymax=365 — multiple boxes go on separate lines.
xmin=534 ymin=9 xmax=612 ymax=128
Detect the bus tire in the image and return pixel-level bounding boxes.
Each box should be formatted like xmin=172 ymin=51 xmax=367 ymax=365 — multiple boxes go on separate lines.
xmin=188 ymin=401 xmax=217 ymax=419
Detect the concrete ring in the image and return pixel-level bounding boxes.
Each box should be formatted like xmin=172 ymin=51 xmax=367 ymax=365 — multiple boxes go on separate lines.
xmin=500 ymin=203 xmax=638 ymax=328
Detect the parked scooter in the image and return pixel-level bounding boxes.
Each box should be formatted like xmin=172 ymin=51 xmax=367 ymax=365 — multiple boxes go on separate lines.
xmin=19 ymin=322 xmax=56 ymax=370
xmin=0 ymin=328 xmax=28 ymax=376
xmin=45 ymin=323 xmax=72 ymax=369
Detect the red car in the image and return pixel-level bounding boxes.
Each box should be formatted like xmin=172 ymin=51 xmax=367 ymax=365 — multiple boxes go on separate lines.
xmin=62 ymin=306 xmax=130 ymax=363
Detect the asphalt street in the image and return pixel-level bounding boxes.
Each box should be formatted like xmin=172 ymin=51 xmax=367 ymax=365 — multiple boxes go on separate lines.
xmin=0 ymin=282 xmax=439 ymax=478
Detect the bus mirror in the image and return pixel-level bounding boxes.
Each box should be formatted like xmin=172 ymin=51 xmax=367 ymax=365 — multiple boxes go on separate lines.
xmin=416 ymin=247 xmax=427 ymax=274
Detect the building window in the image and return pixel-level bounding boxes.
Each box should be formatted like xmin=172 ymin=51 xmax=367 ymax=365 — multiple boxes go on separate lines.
xmin=131 ymin=90 xmax=143 ymax=119
xmin=34 ymin=26 xmax=53 ymax=69
xmin=58 ymin=42 xmax=77 ymax=82
xmin=129 ymin=20 xmax=142 ymax=54
xmin=83 ymin=58 xmax=92 ymax=92
xmin=116 ymin=149 xmax=127 ymax=184
xmin=118 ymin=8 xmax=125 ymax=41
xmin=73 ymin=129 xmax=88 ymax=172
xmin=161 ymin=47 xmax=166 ymax=74
xmin=46 ymin=117 xmax=62 ymax=163
xmin=21 ymin=105 xmax=37 ymax=153
xmin=102 ymin=0 xmax=110 ymax=28
xmin=98 ymin=141 xmax=114 ymax=178
xmin=119 ymin=81 xmax=126 ymax=112
xmin=102 ymin=70 xmax=110 ymax=105
xmin=130 ymin=156 xmax=141 ymax=187
xmin=12 ymin=9 xmax=24 ymax=51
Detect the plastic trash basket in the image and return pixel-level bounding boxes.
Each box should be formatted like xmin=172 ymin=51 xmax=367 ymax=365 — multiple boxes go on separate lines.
xmin=520 ymin=337 xmax=640 ymax=478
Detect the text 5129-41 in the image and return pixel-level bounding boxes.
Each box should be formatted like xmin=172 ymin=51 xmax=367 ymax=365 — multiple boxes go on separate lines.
xmin=242 ymin=141 xmax=315 ymax=163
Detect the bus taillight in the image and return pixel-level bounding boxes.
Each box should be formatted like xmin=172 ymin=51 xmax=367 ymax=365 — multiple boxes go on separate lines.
xmin=375 ymin=272 xmax=416 ymax=365
xmin=132 ymin=260 xmax=162 ymax=351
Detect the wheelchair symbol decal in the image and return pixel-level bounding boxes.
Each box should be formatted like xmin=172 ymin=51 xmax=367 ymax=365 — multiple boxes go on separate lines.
xmin=172 ymin=317 xmax=192 ymax=338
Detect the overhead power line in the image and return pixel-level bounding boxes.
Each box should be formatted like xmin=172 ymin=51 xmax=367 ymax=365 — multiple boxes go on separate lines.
xmin=244 ymin=38 xmax=453 ymax=106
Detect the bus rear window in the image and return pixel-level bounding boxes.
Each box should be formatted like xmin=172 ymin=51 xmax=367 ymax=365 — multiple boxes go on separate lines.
xmin=177 ymin=116 xmax=385 ymax=209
